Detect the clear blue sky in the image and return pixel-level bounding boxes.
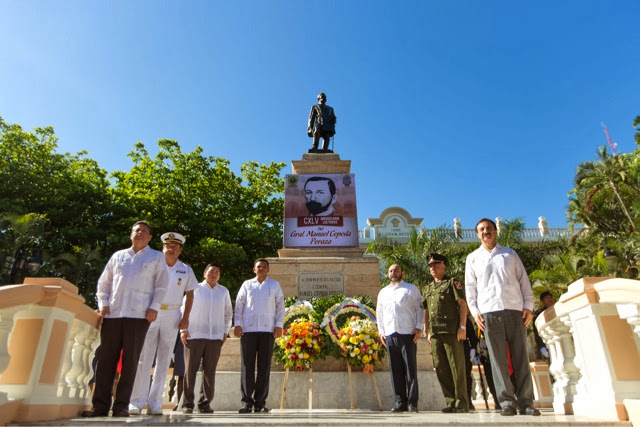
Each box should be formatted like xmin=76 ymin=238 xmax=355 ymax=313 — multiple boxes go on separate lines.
xmin=2 ymin=1 xmax=639 ymax=231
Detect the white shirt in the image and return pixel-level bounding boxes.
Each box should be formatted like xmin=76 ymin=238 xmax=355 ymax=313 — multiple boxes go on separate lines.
xmin=163 ymin=261 xmax=198 ymax=307
xmin=234 ymin=277 xmax=285 ymax=333
xmin=185 ymin=281 xmax=232 ymax=341
xmin=465 ymin=244 xmax=534 ymax=317
xmin=97 ymin=246 xmax=169 ymax=318
xmin=376 ymin=281 xmax=423 ymax=336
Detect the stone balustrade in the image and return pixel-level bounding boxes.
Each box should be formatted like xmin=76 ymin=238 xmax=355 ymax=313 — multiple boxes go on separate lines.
xmin=359 ymin=222 xmax=583 ymax=244
xmin=0 ymin=278 xmax=101 ymax=425
xmin=4 ymin=275 xmax=636 ymax=422
xmin=535 ymin=277 xmax=640 ymax=422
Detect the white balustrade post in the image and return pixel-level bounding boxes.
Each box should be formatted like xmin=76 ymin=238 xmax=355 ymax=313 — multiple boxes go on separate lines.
xmin=453 ymin=218 xmax=462 ymax=238
xmin=65 ymin=324 xmax=90 ymax=399
xmin=0 ymin=306 xmax=25 ymax=376
xmin=541 ymin=316 xmax=580 ymax=414
xmin=538 ymin=216 xmax=549 ymax=237
xmin=57 ymin=320 xmax=81 ymax=398
xmin=0 ymin=306 xmax=26 ymax=405
xmin=79 ymin=328 xmax=100 ymax=400
xmin=78 ymin=325 xmax=100 ymax=399
xmin=616 ymin=303 xmax=640 ymax=340
xmin=495 ymin=217 xmax=502 ymax=235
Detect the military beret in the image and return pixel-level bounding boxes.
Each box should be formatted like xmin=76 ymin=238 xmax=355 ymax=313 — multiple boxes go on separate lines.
xmin=427 ymin=252 xmax=447 ymax=265
xmin=161 ymin=232 xmax=186 ymax=245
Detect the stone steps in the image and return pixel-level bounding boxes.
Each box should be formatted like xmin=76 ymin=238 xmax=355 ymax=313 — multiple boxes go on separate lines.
xmin=15 ymin=409 xmax=631 ymax=426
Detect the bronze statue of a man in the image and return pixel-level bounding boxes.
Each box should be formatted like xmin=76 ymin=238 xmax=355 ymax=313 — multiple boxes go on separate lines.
xmin=307 ymin=92 xmax=337 ymax=153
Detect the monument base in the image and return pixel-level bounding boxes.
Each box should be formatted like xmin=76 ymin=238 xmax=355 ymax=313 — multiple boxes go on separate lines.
xmin=277 ymin=247 xmax=366 ymax=258
xmin=267 ymin=255 xmax=381 ymax=302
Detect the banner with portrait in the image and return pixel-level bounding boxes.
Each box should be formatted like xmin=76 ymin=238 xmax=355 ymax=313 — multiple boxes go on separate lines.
xmin=284 ymin=174 xmax=359 ymax=247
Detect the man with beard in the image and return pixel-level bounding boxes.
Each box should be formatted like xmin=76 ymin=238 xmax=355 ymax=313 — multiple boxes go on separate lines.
xmin=304 ymin=177 xmax=337 ymax=216
xmin=82 ymin=221 xmax=169 ymax=418
xmin=465 ymin=218 xmax=540 ymax=417
xmin=129 ymin=232 xmax=197 ymax=415
xmin=307 ymin=92 xmax=337 ymax=152
xmin=376 ymin=264 xmax=422 ymax=413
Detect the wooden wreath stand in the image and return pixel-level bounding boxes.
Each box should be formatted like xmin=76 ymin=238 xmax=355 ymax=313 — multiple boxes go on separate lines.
xmin=279 ymin=367 xmax=314 ymax=410
xmin=347 ymin=364 xmax=383 ymax=410
xmin=279 ymin=365 xmax=382 ymax=411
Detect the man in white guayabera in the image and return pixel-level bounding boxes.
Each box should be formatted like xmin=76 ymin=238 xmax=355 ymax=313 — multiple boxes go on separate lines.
xmin=129 ymin=232 xmax=197 ymax=415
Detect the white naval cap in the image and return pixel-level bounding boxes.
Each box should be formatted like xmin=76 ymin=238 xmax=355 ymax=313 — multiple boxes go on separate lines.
xmin=161 ymin=232 xmax=186 ymax=245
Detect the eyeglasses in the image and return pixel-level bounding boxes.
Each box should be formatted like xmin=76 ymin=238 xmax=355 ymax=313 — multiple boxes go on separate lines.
xmin=477 ymin=226 xmax=495 ymax=232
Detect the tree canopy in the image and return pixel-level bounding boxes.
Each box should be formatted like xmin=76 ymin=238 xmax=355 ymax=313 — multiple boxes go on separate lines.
xmin=0 ymin=117 xmax=285 ymax=305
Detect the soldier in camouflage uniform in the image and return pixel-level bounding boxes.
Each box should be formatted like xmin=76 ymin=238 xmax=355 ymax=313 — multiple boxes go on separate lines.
xmin=423 ymin=253 xmax=469 ymax=413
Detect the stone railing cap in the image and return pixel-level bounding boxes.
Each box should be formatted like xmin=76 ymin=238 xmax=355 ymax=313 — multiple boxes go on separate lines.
xmin=22 ymin=277 xmax=78 ymax=294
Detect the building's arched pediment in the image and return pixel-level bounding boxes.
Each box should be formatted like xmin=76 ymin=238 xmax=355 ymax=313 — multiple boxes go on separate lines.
xmin=366 ymin=207 xmax=423 ymax=241
xmin=366 ymin=207 xmax=423 ymax=227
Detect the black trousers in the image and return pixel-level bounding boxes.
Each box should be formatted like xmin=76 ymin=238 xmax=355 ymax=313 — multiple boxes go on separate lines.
xmin=92 ymin=317 xmax=150 ymax=412
xmin=240 ymin=332 xmax=274 ymax=408
xmin=386 ymin=333 xmax=419 ymax=407
xmin=484 ymin=310 xmax=534 ymax=410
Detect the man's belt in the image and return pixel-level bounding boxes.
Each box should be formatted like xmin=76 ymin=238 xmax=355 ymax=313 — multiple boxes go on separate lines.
xmin=160 ymin=303 xmax=182 ymax=310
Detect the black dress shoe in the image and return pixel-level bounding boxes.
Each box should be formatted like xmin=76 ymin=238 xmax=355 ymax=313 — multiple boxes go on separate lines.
xmin=182 ymin=407 xmax=193 ymax=414
xmin=407 ymin=404 xmax=418 ymax=413
xmin=500 ymin=406 xmax=517 ymax=416
xmin=172 ymin=404 xmax=179 ymax=411
xmin=254 ymin=406 xmax=270 ymax=413
xmin=518 ymin=406 xmax=541 ymax=416
xmin=391 ymin=405 xmax=407 ymax=413
xmin=198 ymin=406 xmax=214 ymax=413
xmin=80 ymin=409 xmax=109 ymax=417
xmin=112 ymin=409 xmax=130 ymax=417
xmin=238 ymin=405 xmax=253 ymax=413
xmin=441 ymin=407 xmax=455 ymax=413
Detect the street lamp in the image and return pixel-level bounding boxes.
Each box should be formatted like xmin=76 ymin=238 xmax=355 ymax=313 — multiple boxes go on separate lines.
xmin=8 ymin=246 xmax=25 ymax=284
xmin=27 ymin=248 xmax=43 ymax=275
xmin=8 ymin=247 xmax=43 ymax=283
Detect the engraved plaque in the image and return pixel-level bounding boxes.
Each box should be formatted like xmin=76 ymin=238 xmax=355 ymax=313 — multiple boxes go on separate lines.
xmin=298 ymin=272 xmax=344 ymax=299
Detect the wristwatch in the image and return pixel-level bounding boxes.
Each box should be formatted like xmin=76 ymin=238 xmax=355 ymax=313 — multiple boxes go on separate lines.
xmin=459 ymin=325 xmax=466 ymax=330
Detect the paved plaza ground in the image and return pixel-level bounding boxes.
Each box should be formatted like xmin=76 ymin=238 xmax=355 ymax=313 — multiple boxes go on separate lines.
xmin=11 ymin=409 xmax=630 ymax=426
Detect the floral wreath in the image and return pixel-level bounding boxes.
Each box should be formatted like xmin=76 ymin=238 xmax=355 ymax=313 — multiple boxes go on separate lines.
xmin=273 ymin=317 xmax=326 ymax=371
xmin=283 ymin=300 xmax=314 ymax=328
xmin=320 ymin=298 xmax=377 ymax=345
xmin=338 ymin=316 xmax=384 ymax=373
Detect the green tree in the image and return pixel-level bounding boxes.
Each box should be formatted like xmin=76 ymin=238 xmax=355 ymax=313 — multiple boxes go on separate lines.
xmin=0 ymin=118 xmax=116 ymax=254
xmin=567 ymin=117 xmax=640 ymax=277
xmin=366 ymin=226 xmax=473 ymax=291
xmin=110 ymin=139 xmax=285 ymax=297
xmin=47 ymin=244 xmax=105 ymax=306
xmin=568 ymin=145 xmax=639 ymax=236
xmin=0 ymin=213 xmax=48 ymax=284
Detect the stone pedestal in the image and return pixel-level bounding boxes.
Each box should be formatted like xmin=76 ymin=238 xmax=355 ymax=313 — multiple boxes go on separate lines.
xmin=267 ymin=256 xmax=381 ymax=301
xmin=274 ymin=153 xmax=382 ymax=302
xmin=291 ymin=153 xmax=351 ymax=174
